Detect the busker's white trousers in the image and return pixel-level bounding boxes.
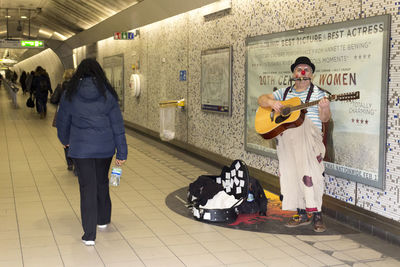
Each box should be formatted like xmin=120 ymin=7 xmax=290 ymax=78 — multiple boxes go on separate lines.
xmin=276 ymin=116 xmax=325 ymax=212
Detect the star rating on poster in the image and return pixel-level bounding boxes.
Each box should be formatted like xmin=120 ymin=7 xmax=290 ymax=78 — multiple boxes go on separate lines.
xmin=351 ymin=118 xmax=369 ymax=124
xmin=353 ymin=54 xmax=371 ymax=60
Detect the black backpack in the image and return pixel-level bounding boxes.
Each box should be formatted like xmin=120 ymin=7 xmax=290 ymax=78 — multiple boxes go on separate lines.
xmin=39 ymin=79 xmax=49 ymax=92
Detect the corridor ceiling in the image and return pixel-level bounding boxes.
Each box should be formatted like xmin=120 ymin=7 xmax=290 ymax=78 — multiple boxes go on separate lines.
xmin=0 ymin=0 xmax=142 ymax=66
xmin=0 ymin=0 xmax=143 ymax=40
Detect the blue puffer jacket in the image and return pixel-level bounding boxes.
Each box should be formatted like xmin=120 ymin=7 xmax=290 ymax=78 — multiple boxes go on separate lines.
xmin=56 ymin=77 xmax=127 ymax=160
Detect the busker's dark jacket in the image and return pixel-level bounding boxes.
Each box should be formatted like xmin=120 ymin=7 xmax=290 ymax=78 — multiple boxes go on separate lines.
xmin=56 ymin=77 xmax=127 ymax=160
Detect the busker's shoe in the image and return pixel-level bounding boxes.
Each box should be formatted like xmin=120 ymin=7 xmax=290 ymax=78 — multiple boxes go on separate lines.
xmin=285 ymin=213 xmax=311 ymax=228
xmin=82 ymin=240 xmax=95 ymax=246
xmin=313 ymin=212 xmax=326 ymax=233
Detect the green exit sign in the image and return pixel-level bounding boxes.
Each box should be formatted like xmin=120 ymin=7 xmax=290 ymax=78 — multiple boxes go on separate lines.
xmin=21 ymin=40 xmax=44 ymax=48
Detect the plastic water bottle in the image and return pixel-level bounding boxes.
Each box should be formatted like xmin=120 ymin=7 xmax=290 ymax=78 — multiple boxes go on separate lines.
xmin=109 ymin=166 xmax=122 ymax=186
xmin=247 ymin=192 xmax=255 ymax=202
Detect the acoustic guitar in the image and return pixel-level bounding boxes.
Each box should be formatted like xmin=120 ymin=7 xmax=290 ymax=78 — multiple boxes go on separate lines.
xmin=255 ymin=91 xmax=360 ymax=139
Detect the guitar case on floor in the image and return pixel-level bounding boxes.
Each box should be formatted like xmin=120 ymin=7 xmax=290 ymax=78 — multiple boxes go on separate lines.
xmin=187 ymin=159 xmax=250 ymax=222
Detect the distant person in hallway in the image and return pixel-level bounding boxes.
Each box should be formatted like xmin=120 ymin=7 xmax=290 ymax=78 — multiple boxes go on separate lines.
xmin=19 ymin=71 xmax=27 ymax=94
xmin=52 ymin=69 xmax=76 ymax=174
xmin=31 ymin=66 xmax=52 ymax=119
xmin=26 ymin=71 xmax=34 ymax=96
xmin=56 ymin=58 xmax=128 ymax=246
xmin=50 ymin=69 xmax=73 ymax=105
xmin=257 ymin=56 xmax=331 ymax=233
xmin=11 ymin=71 xmax=18 ymax=83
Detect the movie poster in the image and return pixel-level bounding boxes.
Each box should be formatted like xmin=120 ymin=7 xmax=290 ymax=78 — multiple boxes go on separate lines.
xmin=245 ymin=15 xmax=390 ymax=188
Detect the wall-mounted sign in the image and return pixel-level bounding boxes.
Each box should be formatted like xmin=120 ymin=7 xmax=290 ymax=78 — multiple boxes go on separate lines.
xmin=114 ymin=32 xmax=135 ymax=40
xmin=103 ymin=54 xmax=125 ymax=110
xmin=179 ymin=70 xmax=187 ymax=81
xmin=201 ymin=46 xmax=232 ymax=115
xmin=21 ymin=40 xmax=44 ymax=48
xmin=0 ymin=39 xmax=44 ymax=48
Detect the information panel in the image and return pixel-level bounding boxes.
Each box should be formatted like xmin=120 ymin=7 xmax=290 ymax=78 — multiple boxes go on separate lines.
xmin=201 ymin=46 xmax=232 ymax=115
xmin=245 ymin=15 xmax=390 ymax=188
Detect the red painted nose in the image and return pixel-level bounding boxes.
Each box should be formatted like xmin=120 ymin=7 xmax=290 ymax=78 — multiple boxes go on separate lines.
xmin=301 ymin=70 xmax=306 ymax=75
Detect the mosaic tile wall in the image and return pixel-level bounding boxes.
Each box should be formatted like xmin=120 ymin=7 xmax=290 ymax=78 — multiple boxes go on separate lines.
xmin=94 ymin=0 xmax=400 ymax=222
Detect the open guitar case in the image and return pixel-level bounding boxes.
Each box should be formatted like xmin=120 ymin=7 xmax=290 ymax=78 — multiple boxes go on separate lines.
xmin=187 ymin=159 xmax=250 ymax=223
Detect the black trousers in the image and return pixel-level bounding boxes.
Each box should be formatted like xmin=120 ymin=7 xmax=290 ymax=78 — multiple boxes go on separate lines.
xmin=73 ymin=157 xmax=112 ymax=241
xmin=35 ymin=95 xmax=48 ymax=114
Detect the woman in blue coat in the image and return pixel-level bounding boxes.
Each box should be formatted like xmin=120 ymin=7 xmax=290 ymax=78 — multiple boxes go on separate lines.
xmin=56 ymin=58 xmax=127 ymax=246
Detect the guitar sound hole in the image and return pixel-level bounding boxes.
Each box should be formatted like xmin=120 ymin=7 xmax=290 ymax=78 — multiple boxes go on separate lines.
xmin=281 ymin=107 xmax=291 ymax=116
xmin=275 ymin=115 xmax=289 ymax=124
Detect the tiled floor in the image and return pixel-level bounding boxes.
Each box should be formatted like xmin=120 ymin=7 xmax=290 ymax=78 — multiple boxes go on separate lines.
xmin=1 ymin=87 xmax=400 ymax=267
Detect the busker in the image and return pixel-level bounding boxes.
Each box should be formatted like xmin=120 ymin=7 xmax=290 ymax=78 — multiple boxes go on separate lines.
xmin=257 ymin=56 xmax=331 ymax=232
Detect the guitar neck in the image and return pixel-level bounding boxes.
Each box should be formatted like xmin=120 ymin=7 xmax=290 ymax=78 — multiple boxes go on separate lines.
xmin=290 ymin=98 xmax=329 ymax=112
xmin=287 ymin=91 xmax=359 ymax=112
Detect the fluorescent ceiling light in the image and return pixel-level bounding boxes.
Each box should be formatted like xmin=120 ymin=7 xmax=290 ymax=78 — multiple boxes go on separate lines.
xmin=21 ymin=16 xmax=27 ymax=19
xmin=0 ymin=58 xmax=17 ymax=64
xmin=39 ymin=29 xmax=52 ymax=37
xmin=53 ymin=32 xmax=67 ymax=40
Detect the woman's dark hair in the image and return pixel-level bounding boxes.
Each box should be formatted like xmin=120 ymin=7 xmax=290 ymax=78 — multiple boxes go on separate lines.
xmin=66 ymin=58 xmax=118 ymax=101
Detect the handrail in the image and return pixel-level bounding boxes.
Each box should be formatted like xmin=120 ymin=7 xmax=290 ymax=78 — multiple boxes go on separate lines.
xmin=4 ymin=79 xmax=19 ymax=108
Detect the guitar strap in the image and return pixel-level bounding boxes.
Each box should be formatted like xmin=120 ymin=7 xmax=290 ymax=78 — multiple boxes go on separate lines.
xmin=282 ymin=83 xmax=314 ymax=103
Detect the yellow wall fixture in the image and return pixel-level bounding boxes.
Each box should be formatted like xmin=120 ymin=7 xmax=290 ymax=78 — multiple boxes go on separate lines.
xmin=159 ymin=99 xmax=185 ymax=109
xmin=159 ymin=99 xmax=185 ymax=141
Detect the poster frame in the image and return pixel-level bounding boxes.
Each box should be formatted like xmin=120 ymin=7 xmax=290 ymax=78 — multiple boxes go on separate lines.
xmin=244 ymin=15 xmax=390 ymax=189
xmin=201 ymin=46 xmax=232 ymax=115
xmin=103 ymin=53 xmax=125 ymax=111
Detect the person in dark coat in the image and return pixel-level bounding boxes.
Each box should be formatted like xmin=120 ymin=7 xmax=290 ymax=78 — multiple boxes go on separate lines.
xmin=19 ymin=71 xmax=27 ymax=94
xmin=56 ymin=58 xmax=127 ymax=246
xmin=31 ymin=66 xmax=52 ymax=118
xmin=12 ymin=71 xmax=18 ymax=83
xmin=52 ymin=69 xmax=75 ymax=173
xmin=26 ymin=71 xmax=34 ymax=96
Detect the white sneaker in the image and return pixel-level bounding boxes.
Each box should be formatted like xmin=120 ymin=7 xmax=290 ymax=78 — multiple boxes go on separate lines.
xmin=82 ymin=240 xmax=95 ymax=246
xmin=97 ymin=224 xmax=107 ymax=229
